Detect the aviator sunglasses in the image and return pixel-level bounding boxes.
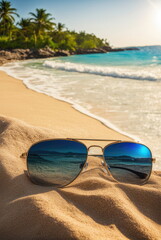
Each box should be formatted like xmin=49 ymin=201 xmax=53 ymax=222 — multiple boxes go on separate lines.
xmin=23 ymin=138 xmax=155 ymax=187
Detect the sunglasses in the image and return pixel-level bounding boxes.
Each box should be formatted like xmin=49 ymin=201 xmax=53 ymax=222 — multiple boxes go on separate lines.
xmin=22 ymin=138 xmax=155 ymax=187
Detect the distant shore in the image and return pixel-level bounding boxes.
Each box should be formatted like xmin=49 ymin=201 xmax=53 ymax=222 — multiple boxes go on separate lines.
xmin=0 ymin=46 xmax=139 ymax=65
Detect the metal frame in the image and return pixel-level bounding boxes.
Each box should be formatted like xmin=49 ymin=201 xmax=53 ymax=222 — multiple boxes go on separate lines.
xmin=22 ymin=138 xmax=155 ymax=187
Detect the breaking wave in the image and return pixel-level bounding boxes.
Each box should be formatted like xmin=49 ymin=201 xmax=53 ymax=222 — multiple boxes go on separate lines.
xmin=43 ymin=60 xmax=160 ymax=81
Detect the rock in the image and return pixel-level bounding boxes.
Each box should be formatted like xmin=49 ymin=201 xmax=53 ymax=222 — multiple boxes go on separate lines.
xmin=54 ymin=50 xmax=70 ymax=56
xmin=101 ymin=46 xmax=113 ymax=51
xmin=107 ymin=47 xmax=140 ymax=52
xmin=123 ymin=47 xmax=140 ymax=51
xmin=0 ymin=57 xmax=9 ymax=65
xmin=0 ymin=48 xmax=56 ymax=63
xmin=75 ymin=48 xmax=107 ymax=55
xmin=109 ymin=48 xmax=125 ymax=52
xmin=32 ymin=48 xmax=55 ymax=58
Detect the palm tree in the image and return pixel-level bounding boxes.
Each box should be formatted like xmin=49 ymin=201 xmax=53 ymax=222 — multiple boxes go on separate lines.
xmin=0 ymin=0 xmax=19 ymax=37
xmin=17 ymin=18 xmax=33 ymax=40
xmin=56 ymin=22 xmax=65 ymax=32
xmin=18 ymin=18 xmax=31 ymax=29
xmin=29 ymin=8 xmax=55 ymax=40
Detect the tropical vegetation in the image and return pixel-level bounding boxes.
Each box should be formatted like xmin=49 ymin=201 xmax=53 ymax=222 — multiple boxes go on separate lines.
xmin=0 ymin=0 xmax=110 ymax=51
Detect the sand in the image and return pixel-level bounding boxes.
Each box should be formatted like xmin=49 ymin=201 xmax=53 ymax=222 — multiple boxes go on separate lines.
xmin=0 ymin=70 xmax=161 ymax=240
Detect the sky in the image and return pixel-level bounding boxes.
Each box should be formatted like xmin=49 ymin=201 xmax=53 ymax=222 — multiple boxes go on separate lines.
xmin=9 ymin=0 xmax=161 ymax=47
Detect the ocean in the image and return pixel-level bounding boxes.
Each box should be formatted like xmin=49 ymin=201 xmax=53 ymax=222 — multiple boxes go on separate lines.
xmin=1 ymin=45 xmax=161 ymax=170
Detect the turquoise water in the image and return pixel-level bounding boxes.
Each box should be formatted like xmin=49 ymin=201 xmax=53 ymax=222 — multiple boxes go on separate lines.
xmin=1 ymin=45 xmax=161 ymax=170
xmin=58 ymin=45 xmax=161 ymax=67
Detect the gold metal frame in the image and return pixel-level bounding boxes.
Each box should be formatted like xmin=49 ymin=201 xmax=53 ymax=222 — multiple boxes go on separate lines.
xmin=22 ymin=138 xmax=155 ymax=187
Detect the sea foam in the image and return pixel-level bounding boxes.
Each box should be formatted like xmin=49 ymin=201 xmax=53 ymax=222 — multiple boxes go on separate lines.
xmin=43 ymin=60 xmax=159 ymax=81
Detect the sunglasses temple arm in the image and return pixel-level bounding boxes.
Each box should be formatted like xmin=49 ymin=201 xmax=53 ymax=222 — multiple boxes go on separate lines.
xmin=109 ymin=166 xmax=148 ymax=179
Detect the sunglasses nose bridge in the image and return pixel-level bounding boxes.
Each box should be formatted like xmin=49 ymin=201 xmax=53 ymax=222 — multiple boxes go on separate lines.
xmin=87 ymin=145 xmax=112 ymax=175
xmin=87 ymin=145 xmax=103 ymax=151
xmin=87 ymin=145 xmax=104 ymax=156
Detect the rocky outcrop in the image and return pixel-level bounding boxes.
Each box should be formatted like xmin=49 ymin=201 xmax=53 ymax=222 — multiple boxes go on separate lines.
xmin=108 ymin=47 xmax=140 ymax=52
xmin=74 ymin=46 xmax=139 ymax=55
xmin=0 ymin=58 xmax=8 ymax=65
xmin=0 ymin=48 xmax=71 ymax=65
xmin=74 ymin=48 xmax=107 ymax=55
xmin=0 ymin=47 xmax=55 ymax=60
xmin=54 ymin=50 xmax=70 ymax=56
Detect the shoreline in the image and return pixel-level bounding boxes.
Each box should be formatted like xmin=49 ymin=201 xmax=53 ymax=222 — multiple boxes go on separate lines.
xmin=0 ymin=69 xmax=131 ymax=140
xmin=0 ymin=59 xmax=138 ymax=141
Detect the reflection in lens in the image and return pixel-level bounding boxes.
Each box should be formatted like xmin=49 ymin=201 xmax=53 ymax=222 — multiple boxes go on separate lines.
xmin=27 ymin=140 xmax=87 ymax=187
xmin=104 ymin=142 xmax=152 ymax=184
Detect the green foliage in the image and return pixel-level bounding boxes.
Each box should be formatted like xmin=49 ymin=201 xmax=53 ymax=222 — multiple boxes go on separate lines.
xmin=74 ymin=31 xmax=106 ymax=49
xmin=0 ymin=0 xmax=19 ymax=36
xmin=80 ymin=40 xmax=96 ymax=49
xmin=0 ymin=0 xmax=110 ymax=51
xmin=44 ymin=38 xmax=57 ymax=49
xmin=52 ymin=31 xmax=76 ymax=51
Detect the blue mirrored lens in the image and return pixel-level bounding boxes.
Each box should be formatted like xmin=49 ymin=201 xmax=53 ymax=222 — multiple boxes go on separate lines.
xmin=104 ymin=142 xmax=152 ymax=184
xmin=27 ymin=140 xmax=87 ymax=187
